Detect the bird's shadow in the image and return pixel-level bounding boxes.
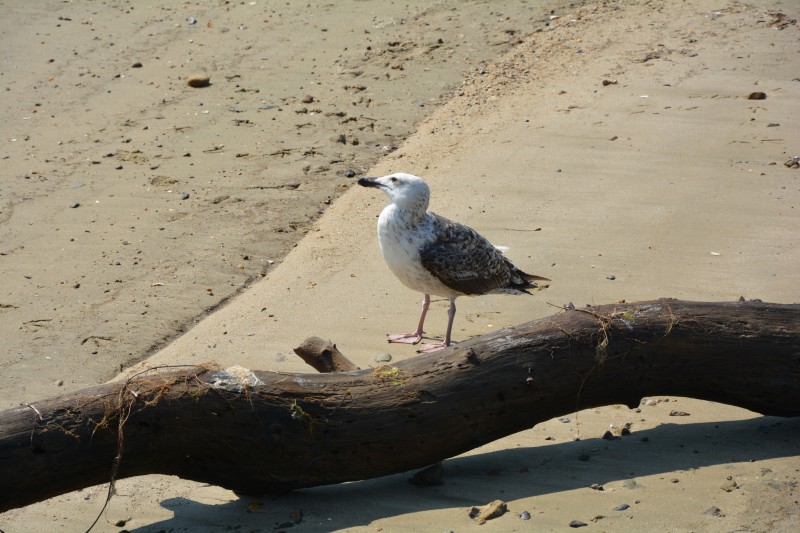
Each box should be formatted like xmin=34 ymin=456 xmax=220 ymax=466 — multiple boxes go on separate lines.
xmin=130 ymin=415 xmax=799 ymax=532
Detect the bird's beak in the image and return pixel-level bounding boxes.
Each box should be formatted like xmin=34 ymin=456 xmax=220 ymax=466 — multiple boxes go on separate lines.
xmin=358 ymin=176 xmax=382 ymax=188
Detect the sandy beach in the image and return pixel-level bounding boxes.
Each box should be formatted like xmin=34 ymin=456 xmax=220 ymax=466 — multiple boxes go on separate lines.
xmin=2 ymin=0 xmax=799 ymax=531
xmin=0 ymin=0 xmax=549 ymax=408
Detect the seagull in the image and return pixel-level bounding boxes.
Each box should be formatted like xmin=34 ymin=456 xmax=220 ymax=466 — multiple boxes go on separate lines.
xmin=358 ymin=172 xmax=550 ymax=352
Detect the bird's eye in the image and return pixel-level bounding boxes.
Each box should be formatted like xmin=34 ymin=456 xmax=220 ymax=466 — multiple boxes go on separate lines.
xmin=390 ymin=177 xmax=398 ymax=183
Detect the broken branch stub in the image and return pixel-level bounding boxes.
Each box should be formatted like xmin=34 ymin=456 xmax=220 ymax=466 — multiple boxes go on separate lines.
xmin=293 ymin=336 xmax=359 ymax=372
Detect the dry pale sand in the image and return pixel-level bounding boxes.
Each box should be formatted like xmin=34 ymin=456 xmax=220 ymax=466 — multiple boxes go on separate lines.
xmin=2 ymin=0 xmax=800 ymax=531
xmin=0 ymin=0 xmax=548 ymax=409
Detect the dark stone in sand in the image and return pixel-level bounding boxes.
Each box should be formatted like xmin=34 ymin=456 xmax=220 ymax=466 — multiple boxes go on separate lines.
xmin=703 ymin=506 xmax=724 ymax=517
xmin=409 ymin=462 xmax=443 ymax=486
xmin=187 ymin=75 xmax=210 ymax=88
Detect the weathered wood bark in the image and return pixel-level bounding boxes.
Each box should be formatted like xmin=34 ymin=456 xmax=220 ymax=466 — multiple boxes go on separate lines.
xmin=0 ymin=299 xmax=798 ymax=512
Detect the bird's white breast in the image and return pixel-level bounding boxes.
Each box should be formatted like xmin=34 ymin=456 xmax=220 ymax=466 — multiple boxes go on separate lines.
xmin=376 ymin=205 xmax=459 ymax=297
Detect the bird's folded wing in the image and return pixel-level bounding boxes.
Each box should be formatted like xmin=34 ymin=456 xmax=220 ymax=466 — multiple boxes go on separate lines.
xmin=419 ymin=238 xmax=509 ymax=296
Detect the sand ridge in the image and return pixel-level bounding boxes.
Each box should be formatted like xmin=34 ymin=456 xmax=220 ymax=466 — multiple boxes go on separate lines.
xmin=0 ymin=0 xmax=562 ymax=407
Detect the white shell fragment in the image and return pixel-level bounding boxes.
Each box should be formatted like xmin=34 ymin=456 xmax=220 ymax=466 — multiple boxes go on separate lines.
xmin=208 ymin=365 xmax=264 ymax=392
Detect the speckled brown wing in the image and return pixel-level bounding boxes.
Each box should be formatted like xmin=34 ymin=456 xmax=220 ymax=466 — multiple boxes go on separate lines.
xmin=418 ymin=214 xmax=512 ymax=296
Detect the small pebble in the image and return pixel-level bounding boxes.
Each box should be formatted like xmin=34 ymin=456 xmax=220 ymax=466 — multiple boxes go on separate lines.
xmin=558 ymin=417 xmax=571 ymax=423
xmin=468 ymin=500 xmax=507 ymax=524
xmin=55 ymin=379 xmax=64 ymax=386
xmin=409 ymin=462 xmax=443 ymax=486
xmin=373 ymin=352 xmax=392 ymax=363
xmin=187 ymin=75 xmax=210 ymax=88
xmin=703 ymin=506 xmax=724 ymax=517
xmin=747 ymin=91 xmax=766 ymax=100
xmin=519 ymin=511 xmax=531 ymax=520
xmin=569 ymin=520 xmax=588 ymax=528
xmin=132 ymin=62 xmax=143 ymax=68
xmin=180 ymin=192 xmax=190 ymax=200
xmin=301 ymin=95 xmax=314 ymax=103
xmin=669 ymin=410 xmax=690 ymax=416
xmin=606 ymin=274 xmax=616 ymax=280
xmin=644 ymin=399 xmax=657 ymax=406
xmin=187 ymin=17 xmax=197 ymax=25
xmin=613 ymin=503 xmax=630 ymax=511
xmin=590 ymin=483 xmax=604 ymax=491
xmin=345 ymin=169 xmax=356 ymax=178
xmin=70 ymin=202 xmax=80 ymax=208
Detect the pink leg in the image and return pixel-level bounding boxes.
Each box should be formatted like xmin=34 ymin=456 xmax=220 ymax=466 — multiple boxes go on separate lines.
xmin=387 ymin=294 xmax=430 ymax=345
xmin=416 ymin=297 xmax=456 ymax=353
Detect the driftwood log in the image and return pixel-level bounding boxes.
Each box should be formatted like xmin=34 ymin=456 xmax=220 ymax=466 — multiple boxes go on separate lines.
xmin=1 ymin=299 xmax=799 ymax=512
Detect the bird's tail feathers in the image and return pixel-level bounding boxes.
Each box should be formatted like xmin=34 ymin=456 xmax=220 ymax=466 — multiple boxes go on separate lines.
xmin=522 ymin=272 xmax=551 ymax=282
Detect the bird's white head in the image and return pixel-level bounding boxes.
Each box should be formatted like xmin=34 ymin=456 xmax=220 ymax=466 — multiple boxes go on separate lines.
xmin=357 ymin=173 xmax=430 ymax=211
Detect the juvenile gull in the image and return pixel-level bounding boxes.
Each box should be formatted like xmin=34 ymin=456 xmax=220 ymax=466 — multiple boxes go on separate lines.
xmin=358 ymin=172 xmax=550 ymax=353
